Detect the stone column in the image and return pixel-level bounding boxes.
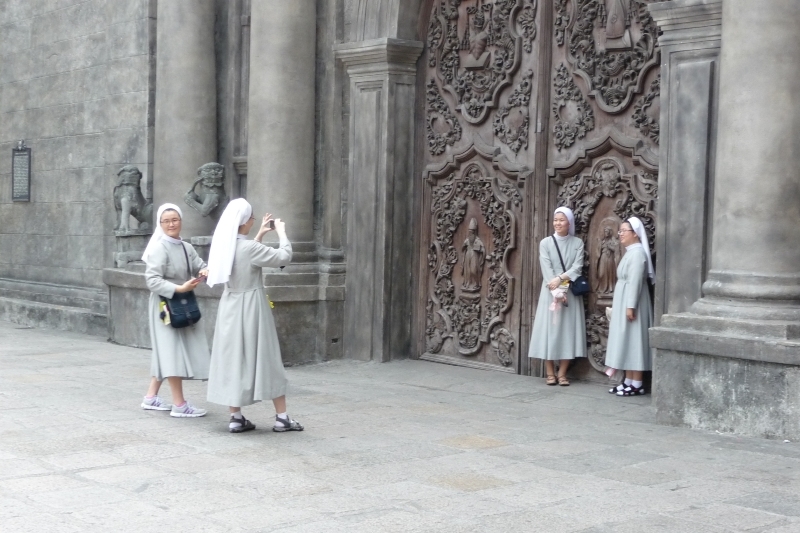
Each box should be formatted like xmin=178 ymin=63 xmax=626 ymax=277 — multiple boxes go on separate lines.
xmin=246 ymin=0 xmax=316 ymax=243
xmin=153 ymin=0 xmax=217 ymax=238
xmin=649 ymin=0 xmax=800 ymax=440
xmin=334 ymin=38 xmax=424 ymax=362
xmin=696 ymin=0 xmax=800 ymax=319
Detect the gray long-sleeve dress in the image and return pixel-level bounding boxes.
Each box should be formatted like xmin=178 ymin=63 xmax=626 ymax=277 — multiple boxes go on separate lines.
xmin=604 ymin=245 xmax=653 ymax=371
xmin=144 ymin=239 xmax=210 ymax=380
xmin=207 ymin=236 xmax=292 ymax=407
xmin=528 ymin=235 xmax=587 ymax=361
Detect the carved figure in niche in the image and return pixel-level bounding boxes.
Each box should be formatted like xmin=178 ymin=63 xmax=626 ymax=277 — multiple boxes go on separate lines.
xmin=601 ymin=0 xmax=632 ymax=50
xmin=461 ymin=218 xmax=486 ymax=292
xmin=184 ymin=162 xmax=229 ymax=218
xmin=596 ymin=226 xmax=620 ymax=295
xmin=113 ymin=165 xmax=153 ymax=232
xmin=464 ymin=8 xmax=490 ymax=69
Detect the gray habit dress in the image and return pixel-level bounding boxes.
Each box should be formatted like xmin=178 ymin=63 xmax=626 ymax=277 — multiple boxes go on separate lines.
xmin=145 ymin=239 xmax=210 ymax=380
xmin=528 ymin=235 xmax=587 ymax=361
xmin=207 ymin=236 xmax=292 ymax=407
xmin=604 ymin=245 xmax=653 ymax=371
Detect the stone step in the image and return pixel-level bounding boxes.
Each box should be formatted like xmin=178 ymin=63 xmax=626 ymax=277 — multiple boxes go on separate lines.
xmin=0 ymin=278 xmax=107 ymax=315
xmin=0 ymin=296 xmax=107 ymax=337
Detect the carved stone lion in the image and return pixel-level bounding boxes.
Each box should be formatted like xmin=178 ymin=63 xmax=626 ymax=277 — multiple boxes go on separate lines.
xmin=184 ymin=162 xmax=229 ymax=218
xmin=113 ymin=166 xmax=152 ymax=232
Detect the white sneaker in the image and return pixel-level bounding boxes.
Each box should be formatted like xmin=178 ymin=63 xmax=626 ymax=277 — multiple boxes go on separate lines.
xmin=141 ymin=396 xmax=171 ymax=411
xmin=170 ymin=402 xmax=207 ymax=418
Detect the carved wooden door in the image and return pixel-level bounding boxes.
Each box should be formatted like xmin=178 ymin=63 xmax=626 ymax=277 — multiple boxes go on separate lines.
xmin=417 ymin=0 xmax=660 ymax=378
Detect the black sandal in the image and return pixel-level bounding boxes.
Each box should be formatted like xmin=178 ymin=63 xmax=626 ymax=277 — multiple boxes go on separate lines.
xmin=616 ymin=385 xmax=646 ymax=397
xmin=273 ymin=416 xmax=304 ymax=432
xmin=609 ymin=383 xmax=625 ymax=394
xmin=229 ymin=415 xmax=256 ymax=433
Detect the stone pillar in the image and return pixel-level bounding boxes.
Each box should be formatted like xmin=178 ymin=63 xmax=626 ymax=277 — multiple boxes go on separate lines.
xmin=153 ymin=1 xmax=217 ymax=238
xmin=246 ymin=0 xmax=316 ymax=243
xmin=334 ymin=38 xmax=423 ymax=362
xmin=649 ymin=0 xmax=800 ymax=439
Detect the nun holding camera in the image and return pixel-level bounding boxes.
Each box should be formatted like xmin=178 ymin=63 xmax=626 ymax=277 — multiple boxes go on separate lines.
xmin=140 ymin=203 xmax=210 ymax=418
xmin=205 ymin=199 xmax=303 ymax=434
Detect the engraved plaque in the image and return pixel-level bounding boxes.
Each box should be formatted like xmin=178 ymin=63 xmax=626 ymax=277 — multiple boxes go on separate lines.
xmin=12 ymin=143 xmax=31 ymax=202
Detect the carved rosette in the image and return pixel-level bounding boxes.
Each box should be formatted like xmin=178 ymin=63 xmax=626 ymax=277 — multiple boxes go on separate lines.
xmin=426 ymin=79 xmax=463 ymax=156
xmin=632 ymin=75 xmax=660 ymax=144
xmin=493 ymin=69 xmax=533 ymax=153
xmin=427 ymin=0 xmax=529 ymax=124
xmin=553 ymin=63 xmax=595 ymax=151
xmin=425 ymin=144 xmax=524 ymax=359
xmin=555 ymin=155 xmax=657 ymax=371
xmin=560 ymin=0 xmax=660 ymax=114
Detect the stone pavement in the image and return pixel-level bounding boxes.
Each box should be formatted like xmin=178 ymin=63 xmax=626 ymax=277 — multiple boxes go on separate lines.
xmin=2 ymin=321 xmax=800 ymax=533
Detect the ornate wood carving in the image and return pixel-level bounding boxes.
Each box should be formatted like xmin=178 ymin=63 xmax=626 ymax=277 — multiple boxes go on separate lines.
xmin=558 ymin=0 xmax=661 ymax=114
xmin=423 ymin=143 xmax=525 ymax=368
xmin=553 ymin=63 xmax=595 ymax=151
xmin=632 ymin=74 xmax=660 ymax=144
xmin=426 ymin=79 xmax=463 ymax=156
xmin=426 ymin=0 xmax=529 ymax=124
xmin=493 ymin=69 xmax=533 ymax=153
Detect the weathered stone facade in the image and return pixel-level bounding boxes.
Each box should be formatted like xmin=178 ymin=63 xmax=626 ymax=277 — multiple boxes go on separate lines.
xmin=2 ymin=0 xmax=800 ymax=438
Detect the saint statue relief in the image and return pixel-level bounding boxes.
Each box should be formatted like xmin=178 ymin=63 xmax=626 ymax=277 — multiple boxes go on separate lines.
xmin=596 ymin=226 xmax=621 ymax=295
xmin=461 ymin=218 xmax=486 ymax=292
xmin=604 ymin=0 xmax=632 ymax=50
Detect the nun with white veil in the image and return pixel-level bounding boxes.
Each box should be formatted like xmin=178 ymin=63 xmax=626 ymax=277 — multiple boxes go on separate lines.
xmin=528 ymin=207 xmax=587 ymax=386
xmin=140 ymin=203 xmax=210 ymax=418
xmin=205 ymin=198 xmax=303 ymax=434
xmin=605 ymin=216 xmax=654 ymax=397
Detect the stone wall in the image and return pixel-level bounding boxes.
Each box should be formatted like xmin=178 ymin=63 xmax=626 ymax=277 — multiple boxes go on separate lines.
xmin=0 ymin=0 xmax=155 ymax=331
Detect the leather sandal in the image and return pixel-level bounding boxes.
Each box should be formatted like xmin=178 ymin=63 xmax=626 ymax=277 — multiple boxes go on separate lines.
xmin=545 ymin=375 xmax=557 ymax=386
xmin=558 ymin=376 xmax=570 ymax=386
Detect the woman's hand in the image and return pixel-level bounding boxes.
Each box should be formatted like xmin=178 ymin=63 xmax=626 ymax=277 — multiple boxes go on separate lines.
xmin=626 ymin=308 xmax=636 ymax=322
xmin=198 ymin=269 xmax=209 ymax=278
xmin=547 ymin=276 xmax=562 ymax=291
xmin=255 ymin=213 xmax=274 ymax=242
xmin=274 ymin=218 xmax=286 ymax=236
xmin=175 ymin=278 xmax=202 ymax=293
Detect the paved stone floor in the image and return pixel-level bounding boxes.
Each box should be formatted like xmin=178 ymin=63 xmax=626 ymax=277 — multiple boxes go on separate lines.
xmin=3 ymin=321 xmax=800 ymax=532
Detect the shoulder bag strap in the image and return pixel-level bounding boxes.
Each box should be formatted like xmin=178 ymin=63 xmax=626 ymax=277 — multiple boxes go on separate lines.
xmin=551 ymin=235 xmax=567 ymax=274
xmin=180 ymin=242 xmax=192 ymax=279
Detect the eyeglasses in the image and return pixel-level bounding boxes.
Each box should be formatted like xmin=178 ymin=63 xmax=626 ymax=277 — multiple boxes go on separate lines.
xmin=160 ymin=218 xmax=181 ymax=226
xmin=617 ymin=229 xmax=634 ymax=234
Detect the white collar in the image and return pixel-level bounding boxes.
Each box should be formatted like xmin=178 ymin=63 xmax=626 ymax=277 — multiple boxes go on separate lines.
xmin=161 ymin=235 xmax=183 ymax=244
xmin=236 ymin=234 xmax=248 ymax=240
xmin=553 ymin=233 xmax=570 ymax=242
xmin=625 ymin=243 xmax=643 ymax=251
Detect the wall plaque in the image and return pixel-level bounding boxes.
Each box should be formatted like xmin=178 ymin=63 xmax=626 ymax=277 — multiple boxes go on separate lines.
xmin=12 ymin=141 xmax=31 ymax=202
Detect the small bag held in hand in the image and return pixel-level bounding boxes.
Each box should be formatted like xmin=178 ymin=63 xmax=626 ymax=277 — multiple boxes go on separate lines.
xmin=551 ymin=235 xmax=591 ymax=297
xmin=160 ymin=243 xmax=202 ymax=329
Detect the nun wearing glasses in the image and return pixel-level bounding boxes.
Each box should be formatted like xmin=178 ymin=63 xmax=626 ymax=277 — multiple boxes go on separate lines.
xmin=605 ymin=216 xmax=654 ymax=397
xmin=140 ymin=203 xmax=210 ymax=418
xmin=205 ymin=198 xmax=303 ymax=434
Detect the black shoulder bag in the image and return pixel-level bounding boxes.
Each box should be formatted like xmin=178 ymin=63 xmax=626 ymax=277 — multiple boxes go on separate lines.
xmin=551 ymin=236 xmax=591 ymax=296
xmin=161 ymin=243 xmax=202 ymax=328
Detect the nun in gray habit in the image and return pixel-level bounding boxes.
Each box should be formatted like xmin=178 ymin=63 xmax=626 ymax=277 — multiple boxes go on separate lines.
xmin=605 ymin=216 xmax=654 ymax=397
xmin=141 ymin=203 xmax=210 ymax=418
xmin=528 ymin=207 xmax=587 ymax=386
xmin=205 ymin=198 xmax=303 ymax=433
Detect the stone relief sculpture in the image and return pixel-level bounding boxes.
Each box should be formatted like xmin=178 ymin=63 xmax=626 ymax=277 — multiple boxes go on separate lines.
xmin=184 ymin=162 xmax=229 ymax=218
xmin=113 ymin=166 xmax=153 ymax=233
xmin=595 ymin=226 xmax=620 ymax=296
xmin=461 ymin=218 xmax=486 ymax=292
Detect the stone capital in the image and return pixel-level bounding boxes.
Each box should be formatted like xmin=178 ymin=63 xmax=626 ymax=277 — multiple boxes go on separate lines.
xmin=334 ymin=38 xmax=423 ymax=78
xmin=650 ymin=0 xmax=722 ymax=47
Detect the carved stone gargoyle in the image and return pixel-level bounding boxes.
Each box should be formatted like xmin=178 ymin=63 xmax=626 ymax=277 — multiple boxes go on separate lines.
xmin=113 ymin=165 xmax=153 ymax=233
xmin=184 ymin=162 xmax=229 ymax=218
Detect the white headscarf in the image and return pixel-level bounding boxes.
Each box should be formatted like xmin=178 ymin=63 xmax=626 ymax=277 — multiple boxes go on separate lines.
xmin=141 ymin=203 xmax=183 ymax=262
xmin=206 ymin=198 xmax=253 ymax=287
xmin=627 ymin=216 xmax=654 ymax=282
xmin=554 ymin=206 xmax=575 ymax=237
